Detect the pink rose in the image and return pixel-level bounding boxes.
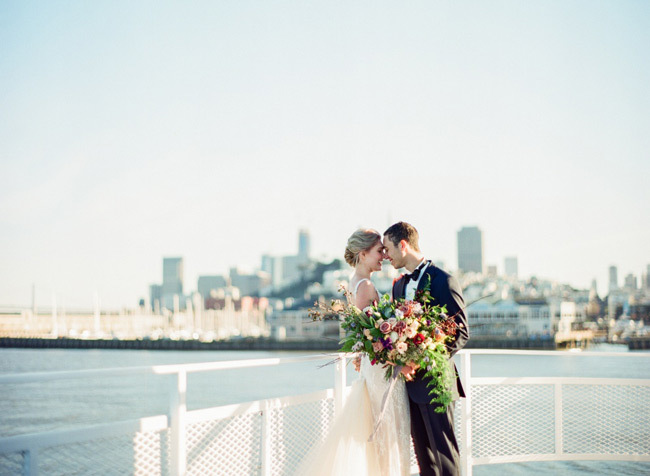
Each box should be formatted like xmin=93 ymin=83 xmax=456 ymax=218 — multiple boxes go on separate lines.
xmin=399 ymin=302 xmax=416 ymax=318
xmin=393 ymin=320 xmax=407 ymax=335
xmin=372 ymin=341 xmax=384 ymax=353
xmin=379 ymin=321 xmax=392 ymax=334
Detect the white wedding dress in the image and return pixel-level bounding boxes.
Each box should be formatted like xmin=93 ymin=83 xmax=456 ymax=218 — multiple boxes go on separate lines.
xmin=294 ymin=279 xmax=412 ymax=476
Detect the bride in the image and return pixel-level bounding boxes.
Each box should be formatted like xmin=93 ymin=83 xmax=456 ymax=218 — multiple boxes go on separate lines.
xmin=294 ymin=228 xmax=412 ymax=476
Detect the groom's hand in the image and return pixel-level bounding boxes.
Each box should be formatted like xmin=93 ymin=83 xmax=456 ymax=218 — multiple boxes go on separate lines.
xmin=401 ymin=362 xmax=420 ymax=381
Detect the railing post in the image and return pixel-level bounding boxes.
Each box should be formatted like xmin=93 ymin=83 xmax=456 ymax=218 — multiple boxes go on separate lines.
xmin=554 ymin=382 xmax=563 ymax=457
xmin=334 ymin=354 xmax=347 ymax=414
xmin=260 ymin=399 xmax=272 ymax=476
xmin=459 ymin=351 xmax=472 ymax=476
xmin=169 ymin=370 xmax=187 ymax=476
xmin=24 ymin=448 xmax=39 ymax=476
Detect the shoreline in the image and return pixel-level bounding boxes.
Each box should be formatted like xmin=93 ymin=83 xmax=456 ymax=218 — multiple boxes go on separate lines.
xmin=0 ymin=336 xmax=566 ymax=351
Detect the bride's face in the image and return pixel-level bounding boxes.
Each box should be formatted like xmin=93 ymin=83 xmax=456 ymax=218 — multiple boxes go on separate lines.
xmin=360 ymin=241 xmax=384 ymax=272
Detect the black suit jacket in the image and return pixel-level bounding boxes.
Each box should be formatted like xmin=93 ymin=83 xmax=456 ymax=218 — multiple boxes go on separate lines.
xmin=392 ymin=262 xmax=469 ymax=404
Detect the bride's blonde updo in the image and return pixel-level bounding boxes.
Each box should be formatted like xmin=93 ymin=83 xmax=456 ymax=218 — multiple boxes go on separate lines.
xmin=344 ymin=228 xmax=381 ymax=267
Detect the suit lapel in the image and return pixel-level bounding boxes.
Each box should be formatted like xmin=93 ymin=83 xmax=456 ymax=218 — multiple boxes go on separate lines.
xmin=416 ymin=261 xmax=436 ymax=294
xmin=396 ymin=276 xmax=407 ymax=300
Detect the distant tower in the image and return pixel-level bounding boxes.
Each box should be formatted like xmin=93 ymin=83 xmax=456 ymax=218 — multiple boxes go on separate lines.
xmin=298 ymin=229 xmax=310 ymax=263
xmin=608 ymin=266 xmax=618 ymax=292
xmin=162 ymin=257 xmax=184 ymax=309
xmin=504 ymin=257 xmax=518 ymax=278
xmin=457 ymin=226 xmax=483 ymax=273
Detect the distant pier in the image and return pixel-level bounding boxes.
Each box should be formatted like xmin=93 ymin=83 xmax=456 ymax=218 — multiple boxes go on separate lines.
xmin=0 ymin=336 xmax=339 ymax=351
xmin=0 ymin=335 xmax=587 ymax=351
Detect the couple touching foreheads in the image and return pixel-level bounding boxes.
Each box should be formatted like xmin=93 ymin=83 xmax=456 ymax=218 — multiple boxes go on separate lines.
xmin=296 ymin=222 xmax=469 ymax=476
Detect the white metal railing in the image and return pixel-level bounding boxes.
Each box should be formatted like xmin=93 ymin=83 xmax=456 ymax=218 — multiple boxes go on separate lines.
xmin=1 ymin=350 xmax=650 ymax=475
xmin=0 ymin=354 xmax=351 ymax=475
xmin=457 ymin=349 xmax=650 ymax=476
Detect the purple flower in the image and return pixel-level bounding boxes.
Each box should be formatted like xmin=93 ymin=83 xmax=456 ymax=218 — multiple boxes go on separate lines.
xmin=380 ymin=337 xmax=393 ymax=351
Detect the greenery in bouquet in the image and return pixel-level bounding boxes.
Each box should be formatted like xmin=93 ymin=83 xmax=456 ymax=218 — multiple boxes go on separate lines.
xmin=309 ymin=279 xmax=459 ymax=412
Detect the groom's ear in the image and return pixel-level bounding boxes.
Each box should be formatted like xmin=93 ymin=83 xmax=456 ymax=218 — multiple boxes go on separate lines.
xmin=400 ymin=240 xmax=409 ymax=252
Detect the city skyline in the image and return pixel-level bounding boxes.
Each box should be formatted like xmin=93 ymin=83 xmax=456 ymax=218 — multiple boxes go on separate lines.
xmin=1 ymin=1 xmax=649 ymax=308
xmin=5 ymin=225 xmax=648 ymax=311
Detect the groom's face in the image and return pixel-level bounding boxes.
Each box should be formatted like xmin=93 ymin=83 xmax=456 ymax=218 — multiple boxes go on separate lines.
xmin=382 ymin=236 xmax=405 ymax=269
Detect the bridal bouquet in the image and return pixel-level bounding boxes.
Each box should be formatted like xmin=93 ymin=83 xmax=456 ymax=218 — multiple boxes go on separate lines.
xmin=310 ymin=280 xmax=458 ymax=412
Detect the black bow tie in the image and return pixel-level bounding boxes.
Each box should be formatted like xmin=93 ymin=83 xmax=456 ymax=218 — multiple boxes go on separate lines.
xmin=406 ymin=262 xmax=426 ymax=282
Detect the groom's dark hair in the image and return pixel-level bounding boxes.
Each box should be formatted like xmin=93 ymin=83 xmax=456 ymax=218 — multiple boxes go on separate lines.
xmin=384 ymin=222 xmax=420 ymax=251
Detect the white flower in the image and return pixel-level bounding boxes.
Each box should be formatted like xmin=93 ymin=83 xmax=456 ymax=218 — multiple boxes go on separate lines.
xmin=352 ymin=341 xmax=364 ymax=352
xmin=398 ymin=335 xmax=407 ymax=343
xmin=363 ymin=328 xmax=371 ymax=338
xmin=405 ymin=328 xmax=417 ymax=339
xmin=396 ymin=342 xmax=408 ymax=354
xmin=363 ymin=306 xmax=373 ymax=314
xmin=388 ymin=317 xmax=397 ymax=326
xmin=394 ymin=309 xmax=404 ymax=318
xmin=390 ymin=331 xmax=399 ymax=342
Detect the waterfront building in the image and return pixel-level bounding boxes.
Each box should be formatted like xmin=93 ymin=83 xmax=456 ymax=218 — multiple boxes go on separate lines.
xmin=230 ymin=268 xmax=271 ymax=296
xmin=282 ymin=255 xmax=301 ymax=284
xmin=261 ymin=254 xmax=284 ymax=288
xmin=197 ymin=275 xmax=227 ymax=302
xmin=267 ymin=309 xmax=340 ymax=340
xmin=457 ymin=226 xmax=484 ymax=274
xmin=624 ymin=273 xmax=638 ymax=291
xmin=467 ymin=298 xmax=554 ymax=338
xmin=487 ymin=265 xmax=497 ymax=277
xmin=504 ymin=256 xmax=518 ymax=278
xmin=149 ymin=284 xmax=162 ymax=313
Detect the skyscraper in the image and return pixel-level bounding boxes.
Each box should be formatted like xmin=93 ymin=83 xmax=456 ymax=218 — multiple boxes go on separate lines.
xmin=162 ymin=257 xmax=183 ymax=309
xmin=609 ymin=265 xmax=618 ymax=292
xmin=457 ymin=226 xmax=483 ymax=273
xmin=504 ymin=256 xmax=518 ymax=278
xmin=298 ymin=229 xmax=310 ymax=263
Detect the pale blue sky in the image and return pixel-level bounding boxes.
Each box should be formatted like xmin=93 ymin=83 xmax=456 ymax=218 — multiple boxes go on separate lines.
xmin=1 ymin=1 xmax=649 ymax=308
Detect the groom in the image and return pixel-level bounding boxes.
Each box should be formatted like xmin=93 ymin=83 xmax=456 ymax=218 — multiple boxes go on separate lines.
xmin=383 ymin=222 xmax=470 ymax=476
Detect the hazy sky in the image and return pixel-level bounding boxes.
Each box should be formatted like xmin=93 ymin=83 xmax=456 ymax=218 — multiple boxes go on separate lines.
xmin=1 ymin=1 xmax=649 ymax=309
